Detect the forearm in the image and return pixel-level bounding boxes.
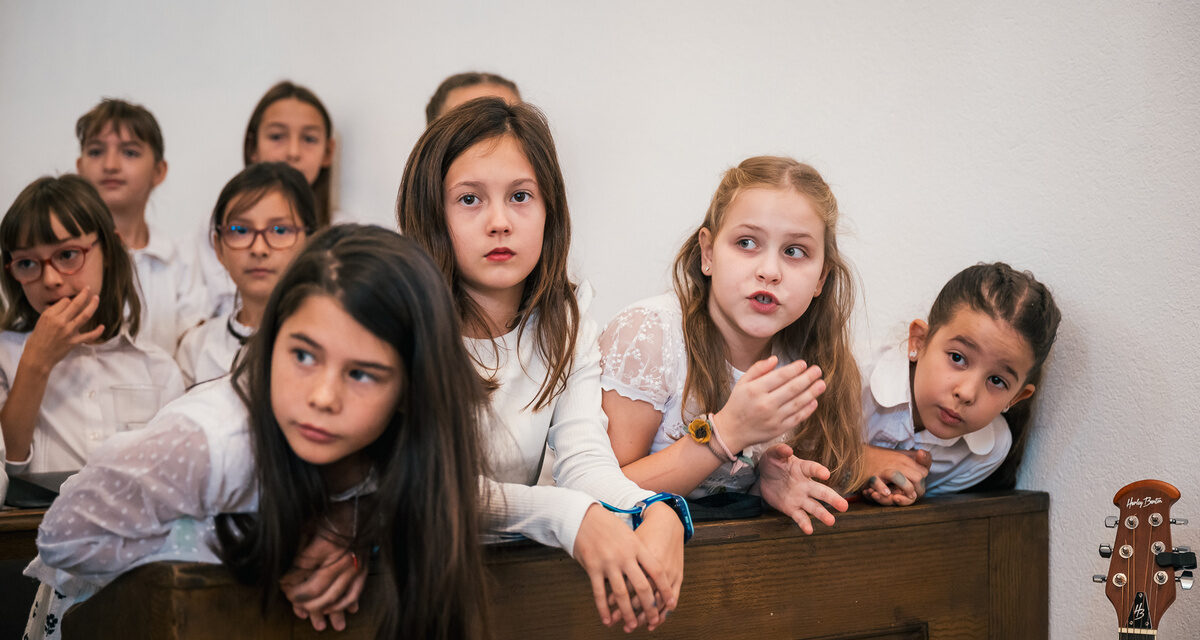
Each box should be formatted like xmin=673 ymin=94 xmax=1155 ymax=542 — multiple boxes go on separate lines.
xmin=619 ymin=436 xmax=725 ymax=496
xmin=1 ymin=359 xmax=52 ymax=461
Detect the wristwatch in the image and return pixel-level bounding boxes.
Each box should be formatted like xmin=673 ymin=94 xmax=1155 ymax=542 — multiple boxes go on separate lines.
xmin=635 ymin=492 xmax=694 ymax=543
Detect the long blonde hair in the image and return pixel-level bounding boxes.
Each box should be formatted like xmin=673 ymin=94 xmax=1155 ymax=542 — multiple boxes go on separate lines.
xmin=673 ymin=156 xmax=864 ymax=490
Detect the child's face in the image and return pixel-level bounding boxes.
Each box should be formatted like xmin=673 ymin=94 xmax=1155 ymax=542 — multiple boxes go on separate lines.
xmin=75 ymin=123 xmax=167 ymax=214
xmin=250 ymin=98 xmax=333 ymax=185
xmin=698 ymin=187 xmax=827 ymax=360
xmin=271 ymin=294 xmax=403 ymax=473
xmin=8 ymin=214 xmax=104 ymax=314
xmin=443 ymin=134 xmax=545 ymax=310
xmin=439 ymin=83 xmax=520 ymax=119
xmin=214 ymin=190 xmax=308 ymax=308
xmin=908 ymin=308 xmax=1037 ymax=440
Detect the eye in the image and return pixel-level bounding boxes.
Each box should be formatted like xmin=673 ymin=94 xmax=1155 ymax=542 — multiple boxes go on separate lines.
xmin=228 ymin=224 xmax=250 ymax=236
xmin=85 ymin=148 xmax=102 ymax=158
xmin=988 ymin=375 xmax=1009 ymax=390
xmin=303 ymin=135 xmax=320 ymax=145
xmin=784 ymin=245 xmax=807 ymax=258
xmin=123 ymin=149 xmax=141 ymax=159
xmin=267 ymin=133 xmax=285 ymax=142
xmin=56 ymin=249 xmax=81 ymax=261
xmin=269 ymin=225 xmax=295 ymax=238
xmin=511 ymin=190 xmax=532 ymax=203
xmin=292 ymin=348 xmax=315 ymax=366
xmin=948 ymin=351 xmax=965 ymax=365
xmin=458 ymin=194 xmax=479 ymax=206
xmin=348 ymin=368 xmax=377 ymax=383
xmin=12 ymin=258 xmax=37 ymax=270
xmin=736 ymin=238 xmax=757 ymax=250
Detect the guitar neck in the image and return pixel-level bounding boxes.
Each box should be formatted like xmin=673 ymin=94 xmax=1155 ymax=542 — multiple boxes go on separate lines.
xmin=1120 ymin=630 xmax=1157 ymax=639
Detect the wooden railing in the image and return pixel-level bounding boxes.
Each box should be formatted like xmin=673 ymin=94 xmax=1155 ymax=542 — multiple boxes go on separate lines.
xmin=3 ymin=491 xmax=1049 ymax=639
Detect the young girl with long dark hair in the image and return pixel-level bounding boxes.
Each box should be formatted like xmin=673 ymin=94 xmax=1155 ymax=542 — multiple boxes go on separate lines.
xmin=398 ymin=98 xmax=689 ymax=632
xmin=25 ymin=225 xmax=491 ymax=639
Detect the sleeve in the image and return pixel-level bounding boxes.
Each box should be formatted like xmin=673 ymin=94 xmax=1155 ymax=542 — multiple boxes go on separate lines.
xmin=480 ymin=477 xmax=599 ymax=556
xmin=598 ymin=305 xmax=673 ymax=411
xmin=927 ymin=426 xmax=1014 ymax=495
xmin=0 ymin=357 xmax=32 ymax=475
xmin=174 ymin=325 xmax=200 ymax=388
xmin=548 ymin=315 xmax=654 ymax=510
xmin=24 ymin=415 xmax=213 ymax=595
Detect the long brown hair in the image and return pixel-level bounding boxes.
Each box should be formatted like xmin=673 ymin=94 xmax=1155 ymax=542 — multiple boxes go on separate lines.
xmin=673 ymin=156 xmax=863 ymax=490
xmin=930 ymin=262 xmax=1061 ymax=492
xmin=1 ymin=175 xmax=140 ymax=340
xmin=243 ymin=81 xmax=334 ymax=227
xmin=398 ymin=98 xmax=578 ymax=411
xmin=425 ymin=71 xmax=522 ymax=124
xmin=216 ymin=225 xmax=491 ymax=639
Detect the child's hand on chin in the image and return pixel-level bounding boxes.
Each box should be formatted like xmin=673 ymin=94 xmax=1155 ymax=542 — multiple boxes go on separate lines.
xmin=860 ymin=447 xmax=931 ymax=506
xmin=755 ymin=443 xmax=848 ymax=533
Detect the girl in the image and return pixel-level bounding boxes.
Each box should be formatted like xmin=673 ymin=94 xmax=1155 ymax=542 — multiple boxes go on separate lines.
xmin=398 ymin=98 xmax=688 ymax=633
xmin=859 ymin=262 xmax=1061 ymax=505
xmin=25 ymin=225 xmax=491 ymax=639
xmin=176 ymin=163 xmax=320 ymax=386
xmin=203 ymin=80 xmax=338 ymax=316
xmin=600 ymin=156 xmax=864 ymax=533
xmin=1 ymin=176 xmax=184 ymax=476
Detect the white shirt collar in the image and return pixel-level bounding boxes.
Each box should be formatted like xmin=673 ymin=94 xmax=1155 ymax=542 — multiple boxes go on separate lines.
xmin=869 ymin=341 xmax=1000 ymax=455
xmin=134 ymin=220 xmax=178 ymax=263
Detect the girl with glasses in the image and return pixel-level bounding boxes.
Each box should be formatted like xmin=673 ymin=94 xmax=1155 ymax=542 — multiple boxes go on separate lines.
xmin=176 ymin=163 xmax=323 ymax=387
xmin=0 ymin=175 xmax=184 ymax=476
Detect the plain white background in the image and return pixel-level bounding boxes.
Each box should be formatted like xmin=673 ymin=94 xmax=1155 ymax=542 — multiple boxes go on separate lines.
xmin=2 ymin=2 xmax=1198 ymax=636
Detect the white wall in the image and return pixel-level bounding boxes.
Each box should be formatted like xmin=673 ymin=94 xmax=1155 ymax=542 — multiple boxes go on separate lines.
xmin=3 ymin=1 xmax=1198 ymax=635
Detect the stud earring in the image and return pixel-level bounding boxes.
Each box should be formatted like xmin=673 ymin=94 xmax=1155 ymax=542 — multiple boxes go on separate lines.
xmin=908 ymin=350 xmax=918 ymax=359
xmin=702 ymin=265 xmax=710 ymax=274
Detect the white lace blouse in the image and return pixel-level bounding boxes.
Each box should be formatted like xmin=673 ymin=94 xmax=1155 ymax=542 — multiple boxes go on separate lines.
xmin=599 ymin=293 xmax=789 ymax=498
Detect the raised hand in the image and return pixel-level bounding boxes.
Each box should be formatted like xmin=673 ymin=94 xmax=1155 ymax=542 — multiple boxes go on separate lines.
xmin=22 ymin=287 xmax=104 ymax=373
xmin=715 ymin=356 xmax=826 ymax=453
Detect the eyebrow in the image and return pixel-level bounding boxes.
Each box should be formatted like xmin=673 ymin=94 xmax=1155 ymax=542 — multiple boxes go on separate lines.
xmin=728 ymin=223 xmax=816 ymax=241
xmin=448 ymin=178 xmax=537 ymax=191
xmin=288 ymin=333 xmax=396 ymax=372
xmin=948 ymin=335 xmax=1020 ymax=380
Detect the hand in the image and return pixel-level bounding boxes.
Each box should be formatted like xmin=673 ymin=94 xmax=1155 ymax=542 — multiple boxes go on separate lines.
xmin=573 ymin=504 xmax=673 ymax=632
xmin=860 ymin=447 xmax=931 ymax=507
xmin=714 ymin=357 xmax=825 ymax=453
xmin=756 ymin=443 xmax=848 ymax=533
xmin=628 ymin=502 xmax=684 ymax=630
xmin=21 ymin=288 xmax=103 ymax=373
xmin=279 ymin=532 xmax=367 ymax=632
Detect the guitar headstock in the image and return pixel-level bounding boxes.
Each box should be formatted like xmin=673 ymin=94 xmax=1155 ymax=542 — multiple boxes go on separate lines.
xmin=1097 ymin=479 xmax=1195 ymax=636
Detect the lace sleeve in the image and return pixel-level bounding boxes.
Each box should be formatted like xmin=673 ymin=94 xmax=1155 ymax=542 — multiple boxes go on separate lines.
xmin=33 ymin=416 xmax=213 ymax=586
xmin=599 ymin=305 xmax=675 ymax=411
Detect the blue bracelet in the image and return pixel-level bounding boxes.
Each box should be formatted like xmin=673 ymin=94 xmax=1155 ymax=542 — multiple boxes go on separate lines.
xmin=600 ymin=492 xmax=694 ymax=543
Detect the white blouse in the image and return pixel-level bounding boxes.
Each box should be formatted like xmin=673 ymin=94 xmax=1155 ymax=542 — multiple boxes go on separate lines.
xmin=1 ymin=330 xmax=186 ymax=475
xmin=472 ymin=283 xmax=653 ymax=555
xmin=133 ymin=221 xmax=211 ymax=354
xmin=599 ymin=293 xmax=789 ymax=498
xmin=861 ymin=341 xmax=1013 ymax=495
xmin=175 ymin=308 xmax=251 ymax=387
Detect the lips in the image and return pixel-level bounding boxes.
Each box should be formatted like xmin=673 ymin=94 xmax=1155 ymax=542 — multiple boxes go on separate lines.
xmin=938 ymin=406 xmax=964 ymax=425
xmin=748 ymin=290 xmax=779 ymax=312
xmin=99 ymin=179 xmax=125 ymax=188
xmin=245 ymin=268 xmax=275 ymax=277
xmin=485 ymin=247 xmax=515 ymax=262
xmin=295 ymin=422 xmax=337 ymax=444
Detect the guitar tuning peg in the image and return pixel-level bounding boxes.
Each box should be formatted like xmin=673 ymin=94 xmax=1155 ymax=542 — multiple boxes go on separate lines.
xmin=1178 ymin=570 xmax=1194 ymax=591
xmin=1171 ymin=517 xmax=1188 ymax=526
xmin=1099 ymin=544 xmax=1113 ymax=558
xmin=1093 ymin=574 xmax=1107 ymax=584
xmin=1105 ymin=516 xmax=1119 ymax=528
xmin=1176 ymin=546 xmax=1192 ymax=553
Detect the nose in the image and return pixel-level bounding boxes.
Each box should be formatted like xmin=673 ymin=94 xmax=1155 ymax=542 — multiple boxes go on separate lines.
xmin=249 ymin=230 xmax=271 ymax=256
xmin=102 ymin=148 xmax=121 ymax=172
xmin=953 ymin=376 xmax=978 ymax=406
xmin=307 ymin=368 xmax=342 ymax=414
xmin=756 ymin=251 xmax=781 ymax=285
xmin=485 ymin=202 xmax=512 ymax=236
xmin=287 ymin=135 xmax=302 ymax=162
xmin=40 ymin=261 xmax=65 ymax=288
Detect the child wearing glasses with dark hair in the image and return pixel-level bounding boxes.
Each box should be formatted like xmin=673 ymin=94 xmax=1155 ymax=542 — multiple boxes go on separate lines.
xmin=0 ymin=175 xmax=184 ymax=476
xmin=176 ymin=163 xmax=322 ymax=386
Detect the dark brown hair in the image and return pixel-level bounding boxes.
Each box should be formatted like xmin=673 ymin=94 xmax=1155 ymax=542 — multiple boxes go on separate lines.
xmin=76 ymin=98 xmax=165 ymax=162
xmin=209 ymin=162 xmax=320 ymax=236
xmin=243 ymin=81 xmax=334 ymax=227
xmin=425 ymin=72 xmax=521 ymax=124
xmin=1 ymin=175 xmax=141 ymax=340
xmin=217 ymin=224 xmax=490 ymax=639
xmin=673 ymin=156 xmax=864 ymax=491
xmin=398 ymin=98 xmax=577 ymax=411
xmin=931 ymin=262 xmax=1061 ymax=492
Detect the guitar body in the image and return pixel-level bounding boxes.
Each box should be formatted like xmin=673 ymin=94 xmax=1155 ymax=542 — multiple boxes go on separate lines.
xmin=1104 ymin=479 xmax=1181 ymax=637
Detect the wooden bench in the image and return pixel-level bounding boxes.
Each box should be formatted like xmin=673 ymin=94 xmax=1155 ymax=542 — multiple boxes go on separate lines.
xmin=49 ymin=490 xmax=1047 ymax=639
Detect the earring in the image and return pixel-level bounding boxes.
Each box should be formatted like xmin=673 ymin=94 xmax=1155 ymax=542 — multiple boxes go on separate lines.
xmin=1002 ymin=404 xmax=1011 ymax=414
xmin=702 ymin=264 xmax=710 ymax=274
xmin=908 ymin=350 xmax=918 ymax=360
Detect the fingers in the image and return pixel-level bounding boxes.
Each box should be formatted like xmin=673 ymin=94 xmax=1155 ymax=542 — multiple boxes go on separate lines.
xmin=605 ymin=565 xmax=639 ymax=632
xmin=739 ymin=355 xmax=780 ymax=383
xmin=587 ymin=570 xmax=614 ymax=627
xmin=912 ymin=449 xmax=933 ymax=469
xmin=867 ymin=475 xmax=893 ymax=498
xmin=73 ymin=323 xmax=105 ymax=345
xmin=790 ymin=507 xmax=814 ymax=534
xmin=760 ymin=442 xmax=794 ymax=464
